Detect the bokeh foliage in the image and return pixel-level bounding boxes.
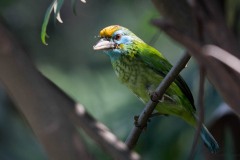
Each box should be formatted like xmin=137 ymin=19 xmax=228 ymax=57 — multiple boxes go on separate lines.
xmin=0 ymin=0 xmax=223 ymax=159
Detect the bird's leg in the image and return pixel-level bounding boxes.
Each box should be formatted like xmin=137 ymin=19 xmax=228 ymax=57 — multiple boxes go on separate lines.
xmin=146 ymin=85 xmax=161 ymax=103
xmin=150 ymin=92 xmax=176 ymax=104
xmin=162 ymin=94 xmax=176 ymax=103
xmin=147 ymin=83 xmax=176 ymax=103
xmin=133 ymin=115 xmax=149 ymax=130
xmin=150 ymin=92 xmax=160 ymax=102
xmin=133 ymin=115 xmax=141 ymax=127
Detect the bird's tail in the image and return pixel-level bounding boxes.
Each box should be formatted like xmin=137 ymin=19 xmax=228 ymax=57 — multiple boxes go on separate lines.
xmin=200 ymin=125 xmax=219 ymax=153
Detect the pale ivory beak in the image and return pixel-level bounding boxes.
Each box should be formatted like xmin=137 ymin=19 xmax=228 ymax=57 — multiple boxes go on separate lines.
xmin=93 ymin=39 xmax=115 ymax=50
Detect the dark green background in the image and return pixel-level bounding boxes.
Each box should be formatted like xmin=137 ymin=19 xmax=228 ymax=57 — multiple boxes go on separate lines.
xmin=0 ymin=0 xmax=223 ymax=159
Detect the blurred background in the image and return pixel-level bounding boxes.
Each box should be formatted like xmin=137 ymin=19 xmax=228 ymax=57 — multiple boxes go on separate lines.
xmin=0 ymin=0 xmax=230 ymax=159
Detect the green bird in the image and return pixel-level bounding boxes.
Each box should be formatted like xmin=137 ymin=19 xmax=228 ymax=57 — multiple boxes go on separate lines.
xmin=93 ymin=25 xmax=219 ymax=153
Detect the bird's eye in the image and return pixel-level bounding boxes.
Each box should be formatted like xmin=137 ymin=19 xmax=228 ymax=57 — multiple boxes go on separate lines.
xmin=114 ymin=34 xmax=121 ymax=41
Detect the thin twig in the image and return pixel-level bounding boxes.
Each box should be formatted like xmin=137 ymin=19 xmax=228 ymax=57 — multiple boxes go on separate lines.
xmin=188 ymin=67 xmax=205 ymax=160
xmin=125 ymin=52 xmax=191 ymax=149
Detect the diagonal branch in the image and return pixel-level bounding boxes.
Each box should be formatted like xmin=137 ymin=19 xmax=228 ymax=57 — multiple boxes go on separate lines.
xmin=125 ymin=52 xmax=191 ymax=149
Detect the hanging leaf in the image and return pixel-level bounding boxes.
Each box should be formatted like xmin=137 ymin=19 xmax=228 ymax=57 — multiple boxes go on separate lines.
xmin=41 ymin=0 xmax=57 ymax=45
xmin=41 ymin=0 xmax=64 ymax=45
xmin=41 ymin=0 xmax=87 ymax=45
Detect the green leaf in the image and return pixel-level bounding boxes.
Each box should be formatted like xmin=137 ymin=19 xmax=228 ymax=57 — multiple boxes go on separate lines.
xmin=41 ymin=0 xmax=86 ymax=45
xmin=41 ymin=0 xmax=56 ymax=45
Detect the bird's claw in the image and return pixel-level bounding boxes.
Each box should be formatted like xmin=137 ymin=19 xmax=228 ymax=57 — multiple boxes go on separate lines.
xmin=150 ymin=93 xmax=176 ymax=104
xmin=150 ymin=92 xmax=160 ymax=102
xmin=134 ymin=115 xmax=149 ymax=130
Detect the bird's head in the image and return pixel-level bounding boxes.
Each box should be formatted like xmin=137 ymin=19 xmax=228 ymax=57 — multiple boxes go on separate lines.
xmin=93 ymin=25 xmax=143 ymax=60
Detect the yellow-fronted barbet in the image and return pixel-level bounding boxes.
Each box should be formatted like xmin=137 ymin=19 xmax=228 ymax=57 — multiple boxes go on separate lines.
xmin=93 ymin=25 xmax=219 ymax=153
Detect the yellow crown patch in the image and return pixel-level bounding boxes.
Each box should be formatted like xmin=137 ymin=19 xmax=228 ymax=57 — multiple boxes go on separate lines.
xmin=99 ymin=25 xmax=121 ymax=38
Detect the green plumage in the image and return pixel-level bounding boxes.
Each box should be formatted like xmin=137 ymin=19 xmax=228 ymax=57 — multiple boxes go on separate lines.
xmin=112 ymin=43 xmax=196 ymax=126
xmin=93 ymin=25 xmax=219 ymax=153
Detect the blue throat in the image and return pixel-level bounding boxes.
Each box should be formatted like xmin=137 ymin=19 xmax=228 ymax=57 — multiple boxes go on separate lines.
xmin=105 ymin=49 xmax=122 ymax=61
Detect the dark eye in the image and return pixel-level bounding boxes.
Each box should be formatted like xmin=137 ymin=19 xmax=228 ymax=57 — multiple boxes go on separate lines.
xmin=114 ymin=34 xmax=121 ymax=41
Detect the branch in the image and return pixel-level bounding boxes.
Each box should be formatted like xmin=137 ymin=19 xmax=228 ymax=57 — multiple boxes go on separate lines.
xmin=188 ymin=68 xmax=205 ymax=159
xmin=203 ymin=45 xmax=240 ymax=75
xmin=125 ymin=52 xmax=191 ymax=149
xmin=69 ymin=104 xmax=140 ymax=160
xmin=0 ymin=22 xmax=140 ymax=160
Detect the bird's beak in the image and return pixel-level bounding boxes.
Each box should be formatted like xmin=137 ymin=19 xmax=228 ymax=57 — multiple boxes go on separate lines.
xmin=93 ymin=38 xmax=115 ymax=50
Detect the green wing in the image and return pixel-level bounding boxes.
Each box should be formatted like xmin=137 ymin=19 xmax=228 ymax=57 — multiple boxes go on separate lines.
xmin=136 ymin=42 xmax=195 ymax=110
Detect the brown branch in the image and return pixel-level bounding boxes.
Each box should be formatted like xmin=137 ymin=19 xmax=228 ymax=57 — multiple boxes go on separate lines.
xmin=203 ymin=45 xmax=240 ymax=74
xmin=0 ymin=22 xmax=140 ymax=160
xmin=69 ymin=104 xmax=140 ymax=160
xmin=152 ymin=0 xmax=240 ymax=79
xmin=152 ymin=19 xmax=240 ymax=115
xmin=125 ymin=52 xmax=191 ymax=149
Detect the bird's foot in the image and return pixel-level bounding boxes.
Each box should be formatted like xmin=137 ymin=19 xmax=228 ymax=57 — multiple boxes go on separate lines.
xmin=150 ymin=92 xmax=176 ymax=104
xmin=134 ymin=115 xmax=148 ymax=130
xmin=150 ymin=92 xmax=160 ymax=102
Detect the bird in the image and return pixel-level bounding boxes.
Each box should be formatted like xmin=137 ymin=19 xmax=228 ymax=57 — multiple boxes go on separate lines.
xmin=93 ymin=25 xmax=219 ymax=153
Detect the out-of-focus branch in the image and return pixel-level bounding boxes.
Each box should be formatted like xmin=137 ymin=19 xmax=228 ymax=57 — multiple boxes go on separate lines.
xmin=69 ymin=104 xmax=140 ymax=160
xmin=204 ymin=103 xmax=240 ymax=159
xmin=203 ymin=45 xmax=240 ymax=74
xmin=0 ymin=22 xmax=85 ymax=160
xmin=188 ymin=68 xmax=205 ymax=159
xmin=151 ymin=0 xmax=240 ymax=158
xmin=125 ymin=52 xmax=191 ymax=149
xmin=152 ymin=19 xmax=240 ymax=115
xmin=0 ymin=22 xmax=140 ymax=160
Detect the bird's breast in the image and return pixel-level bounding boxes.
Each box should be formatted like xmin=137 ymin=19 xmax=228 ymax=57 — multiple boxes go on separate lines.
xmin=113 ymin=58 xmax=137 ymax=84
xmin=111 ymin=56 xmax=157 ymax=97
xmin=111 ymin=55 xmax=165 ymax=104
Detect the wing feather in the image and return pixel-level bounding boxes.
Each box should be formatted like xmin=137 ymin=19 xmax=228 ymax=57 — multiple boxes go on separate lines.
xmin=136 ymin=43 xmax=195 ymax=110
